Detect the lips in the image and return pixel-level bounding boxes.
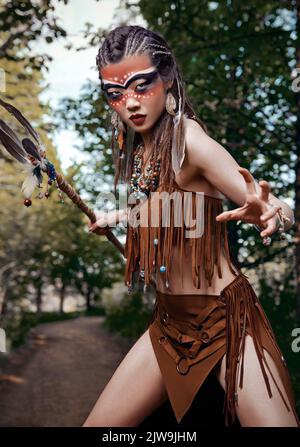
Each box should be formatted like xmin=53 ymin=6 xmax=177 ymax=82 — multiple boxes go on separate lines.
xmin=130 ymin=114 xmax=146 ymax=125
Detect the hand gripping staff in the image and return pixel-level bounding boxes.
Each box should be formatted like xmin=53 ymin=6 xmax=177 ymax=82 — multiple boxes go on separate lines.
xmin=0 ymin=98 xmax=124 ymax=257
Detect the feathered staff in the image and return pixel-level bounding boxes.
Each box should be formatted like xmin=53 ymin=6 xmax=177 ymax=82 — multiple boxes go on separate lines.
xmin=0 ymin=98 xmax=125 ymax=257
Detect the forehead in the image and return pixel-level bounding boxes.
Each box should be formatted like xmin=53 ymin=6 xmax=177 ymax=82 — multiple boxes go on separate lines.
xmin=100 ymin=53 xmax=155 ymax=83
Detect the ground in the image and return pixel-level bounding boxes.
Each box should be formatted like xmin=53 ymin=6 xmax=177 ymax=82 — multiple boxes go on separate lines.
xmin=0 ymin=316 xmax=132 ymax=427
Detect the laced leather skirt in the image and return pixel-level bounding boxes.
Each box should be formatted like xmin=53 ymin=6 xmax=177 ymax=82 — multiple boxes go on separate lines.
xmin=147 ymin=272 xmax=300 ymax=426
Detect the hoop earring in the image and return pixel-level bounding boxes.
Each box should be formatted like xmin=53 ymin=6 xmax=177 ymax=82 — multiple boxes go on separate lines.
xmin=165 ymin=91 xmax=177 ymax=116
xmin=111 ymin=110 xmax=125 ymax=154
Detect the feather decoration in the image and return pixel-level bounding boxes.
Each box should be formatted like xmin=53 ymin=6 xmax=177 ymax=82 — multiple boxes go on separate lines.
xmin=0 ymin=118 xmax=24 ymax=149
xmin=21 ymin=169 xmax=39 ymax=198
xmin=0 ymin=98 xmax=40 ymax=145
xmin=22 ymin=138 xmax=41 ymax=161
xmin=0 ymin=125 xmax=29 ymax=164
xmin=32 ymin=165 xmax=43 ymax=185
xmin=171 ymin=110 xmax=183 ymax=176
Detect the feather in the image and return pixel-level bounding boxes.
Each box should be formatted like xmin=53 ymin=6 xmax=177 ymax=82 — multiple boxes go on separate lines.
xmin=0 ymin=98 xmax=40 ymax=145
xmin=0 ymin=118 xmax=23 ymax=147
xmin=22 ymin=138 xmax=41 ymax=161
xmin=171 ymin=111 xmax=183 ymax=176
xmin=0 ymin=126 xmax=29 ymax=164
xmin=21 ymin=171 xmax=39 ymax=198
xmin=33 ymin=165 xmax=43 ymax=185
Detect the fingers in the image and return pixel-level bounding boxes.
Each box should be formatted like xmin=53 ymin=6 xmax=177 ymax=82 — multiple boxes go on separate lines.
xmin=88 ymin=220 xmax=109 ymax=233
xmin=259 ymin=218 xmax=278 ymax=238
xmin=238 ymin=167 xmax=256 ymax=195
xmin=260 ymin=204 xmax=281 ymax=224
xmin=216 ymin=209 xmax=243 ymax=222
xmin=259 ymin=180 xmax=270 ymax=202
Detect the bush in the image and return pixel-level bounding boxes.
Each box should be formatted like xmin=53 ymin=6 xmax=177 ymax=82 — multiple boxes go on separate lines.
xmin=103 ymin=289 xmax=154 ymax=340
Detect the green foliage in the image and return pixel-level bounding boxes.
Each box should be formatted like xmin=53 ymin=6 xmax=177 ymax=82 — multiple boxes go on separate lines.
xmin=0 ymin=0 xmax=68 ymax=69
xmin=103 ymin=290 xmax=154 ymax=340
xmin=258 ymin=274 xmax=300 ymax=413
xmin=3 ymin=310 xmax=80 ymax=349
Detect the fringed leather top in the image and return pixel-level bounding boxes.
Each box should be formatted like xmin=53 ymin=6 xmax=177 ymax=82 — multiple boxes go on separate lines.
xmin=124 ymin=181 xmax=242 ymax=291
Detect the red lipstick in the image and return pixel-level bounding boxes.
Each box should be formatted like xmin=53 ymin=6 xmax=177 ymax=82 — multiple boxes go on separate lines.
xmin=130 ymin=114 xmax=146 ymax=125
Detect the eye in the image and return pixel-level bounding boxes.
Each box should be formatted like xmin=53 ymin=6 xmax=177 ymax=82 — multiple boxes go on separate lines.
xmin=106 ymin=91 xmax=121 ymax=100
xmin=136 ymin=81 xmax=151 ymax=92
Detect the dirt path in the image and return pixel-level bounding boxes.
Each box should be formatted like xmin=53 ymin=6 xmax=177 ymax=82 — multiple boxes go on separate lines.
xmin=0 ymin=316 xmax=133 ymax=427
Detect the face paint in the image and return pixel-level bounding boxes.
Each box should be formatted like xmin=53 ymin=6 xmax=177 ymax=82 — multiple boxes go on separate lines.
xmin=102 ymin=69 xmax=159 ymax=105
xmin=100 ymin=54 xmax=168 ymax=135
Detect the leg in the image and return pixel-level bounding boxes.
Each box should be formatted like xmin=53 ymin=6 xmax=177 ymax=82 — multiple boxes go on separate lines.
xmin=82 ymin=328 xmax=169 ymax=427
xmin=213 ymin=334 xmax=299 ymax=427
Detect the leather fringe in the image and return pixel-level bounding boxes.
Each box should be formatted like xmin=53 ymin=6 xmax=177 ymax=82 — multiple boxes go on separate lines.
xmin=124 ymin=187 xmax=239 ymax=290
xmin=221 ymin=273 xmax=293 ymax=426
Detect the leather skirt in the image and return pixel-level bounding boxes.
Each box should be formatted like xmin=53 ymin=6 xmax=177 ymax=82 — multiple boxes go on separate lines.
xmin=147 ymin=272 xmax=300 ymax=426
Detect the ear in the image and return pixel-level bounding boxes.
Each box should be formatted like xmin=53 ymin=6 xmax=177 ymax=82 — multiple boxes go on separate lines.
xmin=165 ymin=79 xmax=174 ymax=91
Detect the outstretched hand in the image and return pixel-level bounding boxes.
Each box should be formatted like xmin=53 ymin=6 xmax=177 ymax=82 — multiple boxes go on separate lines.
xmin=216 ymin=167 xmax=281 ymax=238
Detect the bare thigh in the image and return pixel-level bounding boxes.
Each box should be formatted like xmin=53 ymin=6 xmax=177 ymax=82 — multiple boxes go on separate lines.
xmin=82 ymin=328 xmax=169 ymax=427
xmin=213 ymin=333 xmax=298 ymax=427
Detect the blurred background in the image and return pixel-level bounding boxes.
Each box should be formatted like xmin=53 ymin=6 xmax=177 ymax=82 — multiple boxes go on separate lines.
xmin=0 ymin=0 xmax=299 ymax=427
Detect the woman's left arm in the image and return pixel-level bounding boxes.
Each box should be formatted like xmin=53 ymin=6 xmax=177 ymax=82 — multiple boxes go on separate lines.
xmin=185 ymin=119 xmax=295 ymax=236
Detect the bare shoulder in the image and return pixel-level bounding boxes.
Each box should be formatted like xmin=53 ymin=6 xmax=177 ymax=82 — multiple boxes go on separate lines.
xmin=183 ymin=117 xmax=212 ymax=171
xmin=183 ymin=116 xmax=232 ymax=171
xmin=184 ymin=117 xmax=208 ymax=140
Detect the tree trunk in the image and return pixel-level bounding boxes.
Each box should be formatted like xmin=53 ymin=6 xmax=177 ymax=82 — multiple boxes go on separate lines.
xmin=86 ymin=287 xmax=92 ymax=311
xmin=36 ymin=284 xmax=43 ymax=315
xmin=59 ymin=283 xmax=66 ymax=314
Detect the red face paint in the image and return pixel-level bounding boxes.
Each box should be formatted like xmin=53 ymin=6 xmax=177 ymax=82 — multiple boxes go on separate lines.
xmin=100 ymin=54 xmax=168 ymax=136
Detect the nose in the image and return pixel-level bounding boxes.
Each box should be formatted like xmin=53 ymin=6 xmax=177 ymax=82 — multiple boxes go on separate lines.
xmin=126 ymin=95 xmax=141 ymax=111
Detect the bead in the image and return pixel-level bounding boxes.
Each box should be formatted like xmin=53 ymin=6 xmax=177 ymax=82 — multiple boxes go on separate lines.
xmin=140 ymin=269 xmax=145 ymax=279
xmin=24 ymin=198 xmax=32 ymax=207
xmin=153 ymin=238 xmax=159 ymax=245
xmin=262 ymin=236 xmax=272 ymax=246
xmin=45 ymin=192 xmax=50 ymax=198
xmin=160 ymin=265 xmax=166 ymax=272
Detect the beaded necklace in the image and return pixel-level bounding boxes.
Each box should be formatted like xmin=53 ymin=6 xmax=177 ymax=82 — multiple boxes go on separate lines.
xmin=129 ymin=142 xmax=161 ymax=198
xmin=127 ymin=142 xmax=166 ymax=294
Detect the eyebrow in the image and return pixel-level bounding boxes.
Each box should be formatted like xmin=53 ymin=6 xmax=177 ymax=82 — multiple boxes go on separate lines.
xmin=101 ymin=68 xmax=158 ymax=92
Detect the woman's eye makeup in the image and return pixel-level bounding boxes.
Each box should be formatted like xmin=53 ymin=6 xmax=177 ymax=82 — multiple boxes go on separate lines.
xmin=104 ymin=71 xmax=158 ymax=101
xmin=106 ymin=81 xmax=150 ymax=100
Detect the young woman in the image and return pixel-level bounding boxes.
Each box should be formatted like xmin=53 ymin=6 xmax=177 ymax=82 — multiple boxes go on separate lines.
xmin=84 ymin=25 xmax=300 ymax=427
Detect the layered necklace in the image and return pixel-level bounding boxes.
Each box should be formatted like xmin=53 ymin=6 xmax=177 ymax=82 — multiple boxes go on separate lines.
xmin=128 ymin=141 xmax=169 ymax=294
xmin=129 ymin=142 xmax=161 ymax=198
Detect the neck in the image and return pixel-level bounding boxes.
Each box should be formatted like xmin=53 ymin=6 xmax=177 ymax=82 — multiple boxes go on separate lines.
xmin=139 ymin=133 xmax=152 ymax=156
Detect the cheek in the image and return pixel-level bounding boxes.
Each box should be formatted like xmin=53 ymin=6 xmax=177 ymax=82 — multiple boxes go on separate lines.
xmin=142 ymin=84 xmax=165 ymax=108
xmin=108 ymin=99 xmax=124 ymax=111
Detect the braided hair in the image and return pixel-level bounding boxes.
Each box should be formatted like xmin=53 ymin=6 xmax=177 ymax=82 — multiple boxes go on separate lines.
xmin=96 ymin=25 xmax=208 ymax=194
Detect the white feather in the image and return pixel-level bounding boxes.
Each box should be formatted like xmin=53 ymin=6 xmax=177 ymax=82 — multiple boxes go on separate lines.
xmin=21 ymin=172 xmax=38 ymax=198
xmin=21 ymin=163 xmax=35 ymax=174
